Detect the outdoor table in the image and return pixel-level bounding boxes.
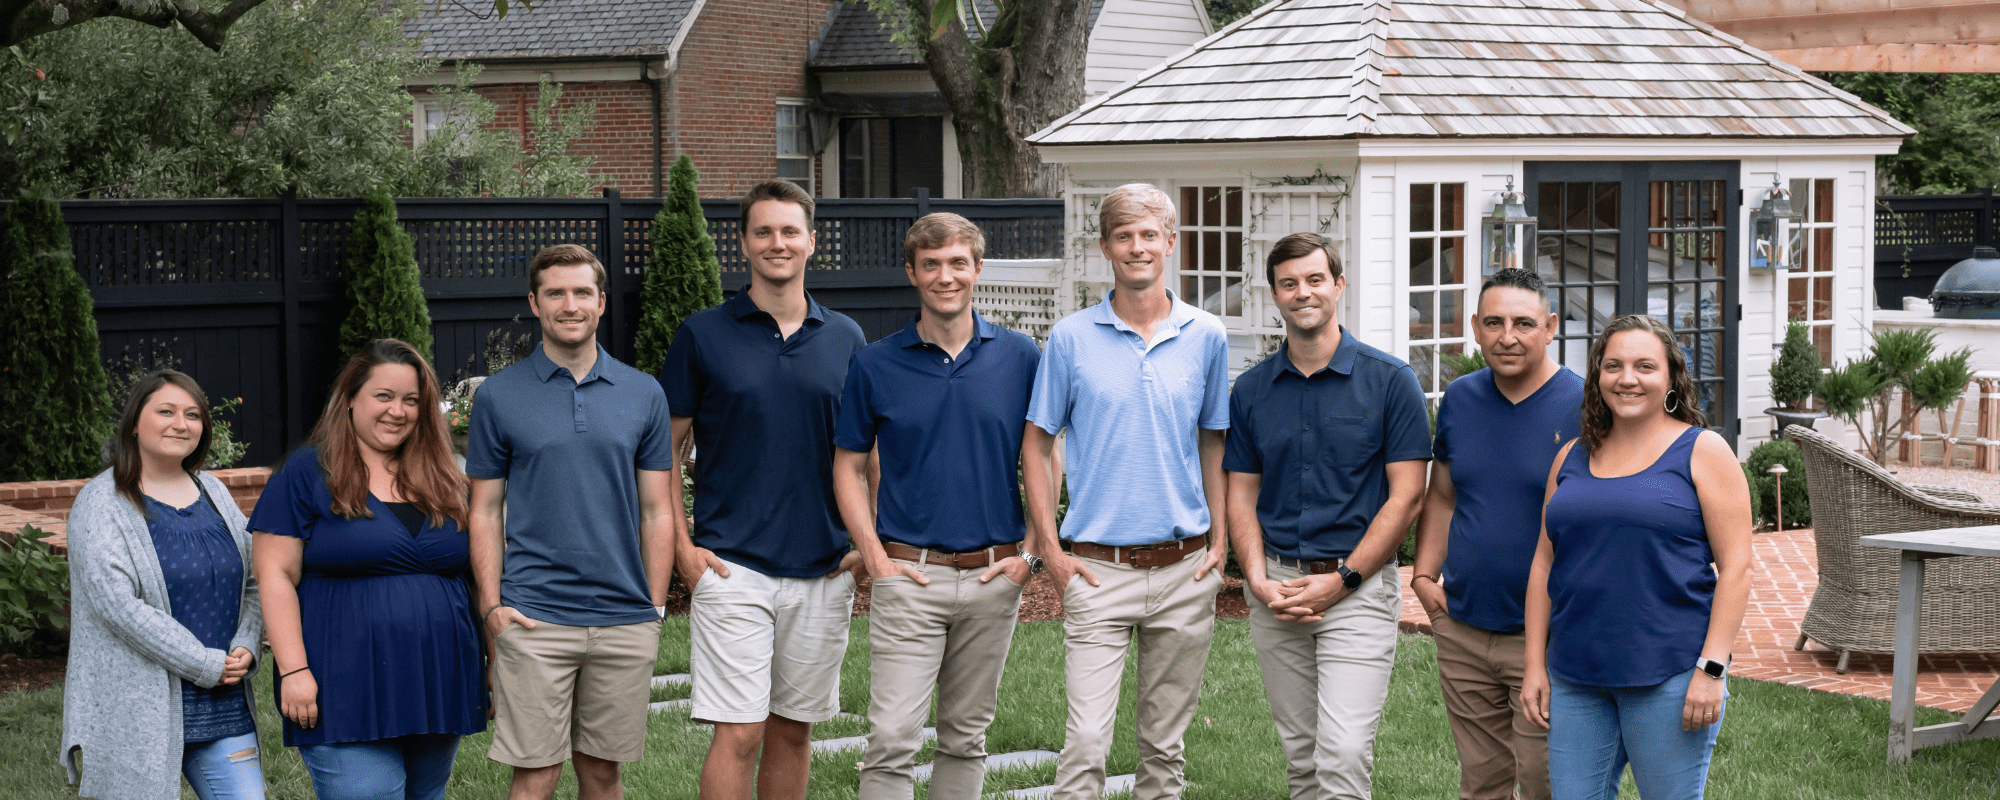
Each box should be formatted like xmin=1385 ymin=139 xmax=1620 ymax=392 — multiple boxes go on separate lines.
xmin=1858 ymin=525 xmax=2000 ymax=763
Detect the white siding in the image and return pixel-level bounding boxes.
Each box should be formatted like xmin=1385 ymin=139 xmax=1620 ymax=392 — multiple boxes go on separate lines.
xmin=1085 ymin=0 xmax=1213 ymax=99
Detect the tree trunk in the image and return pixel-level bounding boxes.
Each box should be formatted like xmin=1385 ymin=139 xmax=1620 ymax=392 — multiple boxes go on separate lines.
xmin=913 ymin=0 xmax=1088 ymax=198
xmin=3 ymin=0 xmax=268 ymax=50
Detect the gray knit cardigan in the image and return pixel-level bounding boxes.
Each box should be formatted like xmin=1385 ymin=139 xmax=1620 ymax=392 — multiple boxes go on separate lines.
xmin=60 ymin=469 xmax=264 ymax=800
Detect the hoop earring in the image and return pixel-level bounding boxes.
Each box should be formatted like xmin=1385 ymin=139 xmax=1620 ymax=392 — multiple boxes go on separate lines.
xmin=1665 ymin=390 xmax=1681 ymax=414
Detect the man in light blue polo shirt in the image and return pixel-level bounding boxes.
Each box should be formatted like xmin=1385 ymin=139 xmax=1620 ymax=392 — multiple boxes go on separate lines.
xmin=1023 ymin=183 xmax=1231 ymax=800
xmin=466 ymin=244 xmax=678 ymax=800
xmin=1412 ymin=268 xmax=1581 ymax=800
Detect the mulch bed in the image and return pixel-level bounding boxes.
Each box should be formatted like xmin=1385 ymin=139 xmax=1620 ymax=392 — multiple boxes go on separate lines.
xmin=0 ymin=652 xmax=67 ymax=696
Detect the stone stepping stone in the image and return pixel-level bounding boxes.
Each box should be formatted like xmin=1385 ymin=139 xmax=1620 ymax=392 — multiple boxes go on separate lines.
xmin=998 ymin=773 xmax=1133 ymax=799
xmin=810 ymin=726 xmax=935 ymax=754
xmin=648 ymin=698 xmax=691 ymax=714
xmin=912 ymin=749 xmax=1056 ymax=780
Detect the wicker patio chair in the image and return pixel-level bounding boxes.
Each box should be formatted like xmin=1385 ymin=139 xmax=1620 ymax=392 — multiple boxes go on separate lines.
xmin=1788 ymin=425 xmax=2000 ymax=673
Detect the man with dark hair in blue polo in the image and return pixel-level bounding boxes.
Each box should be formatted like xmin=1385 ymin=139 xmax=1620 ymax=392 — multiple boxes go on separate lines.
xmin=1225 ymin=231 xmax=1431 ymax=800
xmin=660 ymin=180 xmax=868 ymax=800
xmin=833 ymin=212 xmax=1042 ymax=800
xmin=1412 ymin=267 xmax=1581 ymax=800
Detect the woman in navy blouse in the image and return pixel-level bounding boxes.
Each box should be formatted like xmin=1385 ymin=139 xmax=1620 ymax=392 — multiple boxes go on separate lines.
xmin=1521 ymin=315 xmax=1753 ymax=800
xmin=250 ymin=339 xmax=484 ymax=800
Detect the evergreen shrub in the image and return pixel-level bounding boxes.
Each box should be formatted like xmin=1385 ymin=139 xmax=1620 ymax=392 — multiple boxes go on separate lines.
xmin=338 ymin=188 xmax=433 ymax=361
xmin=635 ymin=155 xmax=724 ymax=374
xmin=1746 ymin=439 xmax=1811 ymax=529
xmin=0 ymin=191 xmax=114 ymax=481
xmin=1769 ymin=322 xmax=1824 ymax=410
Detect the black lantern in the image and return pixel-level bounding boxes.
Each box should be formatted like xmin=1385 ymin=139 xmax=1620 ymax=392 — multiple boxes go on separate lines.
xmin=1482 ymin=177 xmax=1535 ymax=276
xmin=1751 ymin=179 xmax=1804 ymax=271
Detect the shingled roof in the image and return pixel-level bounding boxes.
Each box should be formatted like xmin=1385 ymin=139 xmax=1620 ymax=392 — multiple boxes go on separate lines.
xmin=407 ymin=0 xmax=699 ymax=60
xmin=810 ymin=0 xmax=1107 ymax=69
xmin=1028 ymin=0 xmax=1913 ymax=145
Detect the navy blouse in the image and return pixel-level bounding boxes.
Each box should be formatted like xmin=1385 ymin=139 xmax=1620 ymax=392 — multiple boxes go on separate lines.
xmin=1543 ymin=427 xmax=1717 ymax=687
xmin=144 ymin=492 xmax=254 ymax=742
xmin=248 ymin=447 xmax=486 ymax=746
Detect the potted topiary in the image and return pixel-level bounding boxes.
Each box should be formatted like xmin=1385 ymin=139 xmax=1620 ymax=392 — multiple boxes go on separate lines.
xmin=1764 ymin=322 xmax=1827 ymax=439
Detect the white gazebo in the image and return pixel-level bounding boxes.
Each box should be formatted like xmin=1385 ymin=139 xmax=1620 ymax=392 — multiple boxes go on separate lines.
xmin=1023 ymin=0 xmax=1913 ymax=454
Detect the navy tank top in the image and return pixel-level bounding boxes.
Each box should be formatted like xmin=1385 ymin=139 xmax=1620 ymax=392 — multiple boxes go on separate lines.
xmin=1543 ymin=426 xmax=1715 ymax=687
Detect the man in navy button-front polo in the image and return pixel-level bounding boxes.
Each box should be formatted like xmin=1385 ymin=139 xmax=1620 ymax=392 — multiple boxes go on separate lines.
xmin=660 ymin=180 xmax=867 ymax=800
xmin=1224 ymin=232 xmax=1430 ymax=800
xmin=831 ymin=213 xmax=1042 ymax=800
xmin=1023 ymin=183 xmax=1231 ymax=800
xmin=467 ymin=244 xmax=678 ymax=799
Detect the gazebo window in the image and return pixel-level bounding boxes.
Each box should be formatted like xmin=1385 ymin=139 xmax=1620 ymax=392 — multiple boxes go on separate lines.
xmin=1177 ymin=186 xmax=1245 ymax=318
xmin=1786 ymin=178 xmax=1837 ymax=364
xmin=1408 ymin=182 xmax=1468 ymax=403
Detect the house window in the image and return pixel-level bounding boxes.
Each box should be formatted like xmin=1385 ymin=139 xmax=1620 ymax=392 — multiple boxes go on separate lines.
xmin=777 ymin=101 xmax=813 ymax=195
xmin=1177 ymin=186 xmax=1244 ymax=318
xmin=1786 ymin=178 xmax=1837 ymax=364
xmin=839 ymin=117 xmax=944 ymax=198
xmin=1408 ymin=182 xmax=1468 ymax=404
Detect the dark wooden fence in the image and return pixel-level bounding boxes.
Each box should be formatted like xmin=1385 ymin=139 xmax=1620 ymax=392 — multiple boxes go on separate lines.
xmin=22 ymin=190 xmax=1059 ymax=467
xmin=1875 ymin=189 xmax=1998 ymax=308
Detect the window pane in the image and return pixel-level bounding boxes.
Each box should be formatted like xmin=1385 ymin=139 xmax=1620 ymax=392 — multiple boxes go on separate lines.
xmin=1441 ymin=236 xmax=1462 ymax=285
xmin=1225 ymin=276 xmax=1242 ymax=316
xmin=1812 ymin=325 xmax=1832 ymax=364
xmin=1199 ymin=187 xmax=1222 ymax=229
xmin=1594 ymin=182 xmax=1618 ymax=230
xmin=1412 ymin=289 xmax=1436 ymax=328
xmin=1539 ymin=183 xmax=1561 ymax=229
xmin=1812 ymin=228 xmax=1833 ymax=272
xmin=1185 ymin=231 xmax=1202 ymax=271
xmin=1787 ymin=275 xmax=1808 ymax=321
xmin=1813 ymin=276 xmax=1833 ymax=321
xmin=1180 ymin=187 xmax=1200 ymax=227
xmin=1226 ymin=231 xmax=1243 ymax=272
xmin=1649 ymin=283 xmax=1670 ymax=323
xmin=1182 ymin=274 xmax=1199 ymax=301
xmin=1590 ymin=234 xmax=1618 ymax=282
xmin=1566 ymin=183 xmax=1592 ymax=230
xmin=1411 ymin=184 xmax=1435 ymax=233
xmin=1815 ymin=179 xmax=1835 ymax=224
xmin=1411 ymin=237 xmax=1435 ymax=286
xmin=1442 ymin=183 xmax=1463 ymax=231
xmin=1412 ymin=345 xmax=1438 ymax=393
xmin=1226 ymin=187 xmax=1243 ymax=228
xmin=1440 ymin=288 xmax=1463 ymax=339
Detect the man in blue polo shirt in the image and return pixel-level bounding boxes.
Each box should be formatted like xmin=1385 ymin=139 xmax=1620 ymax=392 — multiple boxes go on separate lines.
xmin=831 ymin=213 xmax=1042 ymax=800
xmin=1023 ymin=183 xmax=1231 ymax=800
xmin=1224 ymin=232 xmax=1430 ymax=800
xmin=660 ymin=180 xmax=868 ymax=800
xmin=1412 ymin=267 xmax=1581 ymax=800
xmin=467 ymin=243 xmax=678 ymax=800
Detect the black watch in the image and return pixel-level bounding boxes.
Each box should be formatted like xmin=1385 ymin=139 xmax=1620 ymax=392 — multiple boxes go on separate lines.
xmin=1695 ymin=656 xmax=1728 ymax=679
xmin=1335 ymin=564 xmax=1363 ymax=590
xmin=1020 ymin=550 xmax=1046 ymax=575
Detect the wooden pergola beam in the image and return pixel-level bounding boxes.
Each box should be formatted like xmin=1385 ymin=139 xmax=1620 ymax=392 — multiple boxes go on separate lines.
xmin=1766 ymin=43 xmax=2000 ymax=72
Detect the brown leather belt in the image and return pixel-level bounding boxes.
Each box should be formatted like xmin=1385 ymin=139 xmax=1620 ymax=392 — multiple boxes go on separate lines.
xmin=881 ymin=541 xmax=1022 ymax=570
xmin=1265 ymin=549 xmax=1346 ymax=576
xmin=1066 ymin=533 xmax=1209 ymax=569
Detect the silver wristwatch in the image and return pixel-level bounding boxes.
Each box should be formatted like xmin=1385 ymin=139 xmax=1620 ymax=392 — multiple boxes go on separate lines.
xmin=1020 ymin=550 xmax=1046 ymax=575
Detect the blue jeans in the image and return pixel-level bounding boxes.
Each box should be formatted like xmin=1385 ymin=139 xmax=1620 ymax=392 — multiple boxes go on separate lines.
xmin=1548 ymin=669 xmax=1724 ymax=800
xmin=298 ymin=734 xmax=462 ymax=800
xmin=182 ymin=731 xmax=266 ymax=800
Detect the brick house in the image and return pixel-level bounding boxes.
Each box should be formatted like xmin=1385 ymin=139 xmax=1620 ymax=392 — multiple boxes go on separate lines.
xmin=405 ymin=0 xmax=1212 ymax=199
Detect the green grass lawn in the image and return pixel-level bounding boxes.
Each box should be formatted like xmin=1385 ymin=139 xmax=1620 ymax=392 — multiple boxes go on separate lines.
xmin=5 ymin=621 xmax=1999 ymax=798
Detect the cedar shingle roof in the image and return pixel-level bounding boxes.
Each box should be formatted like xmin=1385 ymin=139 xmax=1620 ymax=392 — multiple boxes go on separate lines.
xmin=1028 ymin=0 xmax=1913 ymax=144
xmin=810 ymin=0 xmax=1107 ymax=69
xmin=406 ymin=0 xmax=699 ymax=60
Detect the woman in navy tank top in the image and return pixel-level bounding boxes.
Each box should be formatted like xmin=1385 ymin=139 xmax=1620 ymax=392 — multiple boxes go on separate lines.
xmin=1519 ymin=315 xmax=1753 ymax=799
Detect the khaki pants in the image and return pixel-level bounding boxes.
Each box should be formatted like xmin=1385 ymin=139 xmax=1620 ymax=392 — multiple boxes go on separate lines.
xmin=488 ymin=617 xmax=664 ymax=768
xmin=1431 ymin=613 xmax=1551 ymax=800
xmin=858 ymin=562 xmax=1025 ymax=800
xmin=1055 ymin=547 xmax=1216 ymax=800
xmin=1246 ymin=562 xmax=1400 ymax=800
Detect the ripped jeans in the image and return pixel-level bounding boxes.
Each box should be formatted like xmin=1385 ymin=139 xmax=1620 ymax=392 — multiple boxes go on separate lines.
xmin=183 ymin=731 xmax=266 ymax=800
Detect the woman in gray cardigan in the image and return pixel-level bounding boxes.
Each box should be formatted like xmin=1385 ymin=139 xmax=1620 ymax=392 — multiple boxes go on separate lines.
xmin=61 ymin=370 xmax=266 ymax=800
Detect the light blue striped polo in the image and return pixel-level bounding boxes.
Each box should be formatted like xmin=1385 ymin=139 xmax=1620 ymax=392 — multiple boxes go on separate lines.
xmin=1027 ymin=290 xmax=1230 ymax=546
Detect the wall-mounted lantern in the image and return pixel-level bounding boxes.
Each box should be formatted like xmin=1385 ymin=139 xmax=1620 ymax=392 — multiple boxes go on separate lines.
xmin=1751 ymin=179 xmax=1804 ymax=271
xmin=1482 ymin=177 xmax=1537 ymax=276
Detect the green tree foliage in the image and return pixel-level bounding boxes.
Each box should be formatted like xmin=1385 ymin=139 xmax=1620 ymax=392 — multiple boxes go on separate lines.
xmin=338 ymin=189 xmax=433 ymax=361
xmin=0 ymin=0 xmax=601 ymax=198
xmin=1768 ymin=321 xmax=1824 ymax=410
xmin=635 ymin=155 xmax=724 ymax=374
xmin=1746 ymin=439 xmax=1810 ymax=530
xmin=1819 ymin=328 xmax=1974 ymax=465
xmin=1820 ymin=72 xmax=2000 ymax=194
xmin=0 ymin=190 xmax=114 ymax=480
xmin=1206 ymin=0 xmax=1276 ymax=27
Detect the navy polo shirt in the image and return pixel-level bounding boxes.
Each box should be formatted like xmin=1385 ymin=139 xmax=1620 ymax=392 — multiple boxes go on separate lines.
xmin=1434 ymin=366 xmax=1585 ymax=633
xmin=833 ymin=313 xmax=1040 ymax=552
xmin=661 ymin=291 xmax=867 ymax=578
xmin=1223 ymin=330 xmax=1432 ymax=560
xmin=464 ymin=344 xmax=673 ymax=627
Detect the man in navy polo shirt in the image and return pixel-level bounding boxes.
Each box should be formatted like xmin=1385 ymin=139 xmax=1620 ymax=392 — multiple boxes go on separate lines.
xmin=831 ymin=213 xmax=1042 ymax=800
xmin=1023 ymin=183 xmax=1231 ymax=800
xmin=660 ymin=180 xmax=868 ymax=800
xmin=467 ymin=243 xmax=678 ymax=800
xmin=1412 ymin=268 xmax=1581 ymax=800
xmin=1224 ymin=232 xmax=1430 ymax=800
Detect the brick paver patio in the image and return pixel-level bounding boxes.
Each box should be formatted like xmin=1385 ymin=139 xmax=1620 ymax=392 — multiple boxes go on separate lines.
xmin=1398 ymin=529 xmax=2000 ymax=714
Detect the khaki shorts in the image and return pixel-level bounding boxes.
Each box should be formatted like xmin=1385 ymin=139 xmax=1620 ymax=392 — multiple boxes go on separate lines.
xmin=689 ymin=559 xmax=855 ymax=724
xmin=488 ymin=616 xmax=663 ymax=768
